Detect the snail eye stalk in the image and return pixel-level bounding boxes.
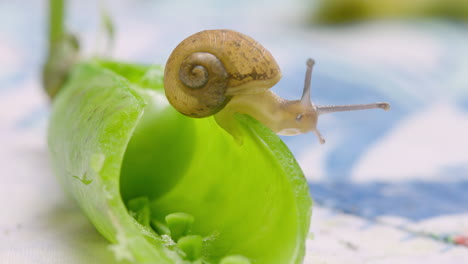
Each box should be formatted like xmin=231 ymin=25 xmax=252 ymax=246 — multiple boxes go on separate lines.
xmin=300 ymin=58 xmax=315 ymax=106
xmin=300 ymin=58 xmax=390 ymax=144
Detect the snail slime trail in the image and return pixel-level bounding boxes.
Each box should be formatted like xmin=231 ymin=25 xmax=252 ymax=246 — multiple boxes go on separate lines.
xmin=164 ymin=29 xmax=390 ymax=144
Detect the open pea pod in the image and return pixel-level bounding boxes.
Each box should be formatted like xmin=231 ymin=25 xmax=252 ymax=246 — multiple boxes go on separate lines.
xmin=48 ymin=59 xmax=312 ymax=264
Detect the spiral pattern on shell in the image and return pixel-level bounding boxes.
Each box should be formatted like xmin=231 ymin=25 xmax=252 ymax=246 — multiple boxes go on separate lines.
xmin=179 ymin=52 xmax=228 ymax=93
xmin=179 ymin=64 xmax=208 ymax=89
xmin=169 ymin=52 xmax=229 ymax=117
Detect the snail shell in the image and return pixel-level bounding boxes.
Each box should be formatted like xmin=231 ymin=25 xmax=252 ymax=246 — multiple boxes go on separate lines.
xmin=164 ymin=29 xmax=282 ymax=118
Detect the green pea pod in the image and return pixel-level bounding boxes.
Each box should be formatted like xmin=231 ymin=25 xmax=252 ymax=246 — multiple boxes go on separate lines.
xmin=48 ymin=59 xmax=312 ymax=263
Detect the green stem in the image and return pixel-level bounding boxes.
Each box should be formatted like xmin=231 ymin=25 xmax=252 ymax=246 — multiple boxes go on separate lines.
xmin=44 ymin=0 xmax=78 ymax=99
xmin=49 ymin=0 xmax=65 ymax=50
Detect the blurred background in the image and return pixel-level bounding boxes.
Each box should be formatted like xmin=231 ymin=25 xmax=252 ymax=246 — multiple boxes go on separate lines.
xmin=1 ymin=0 xmax=467 ymax=263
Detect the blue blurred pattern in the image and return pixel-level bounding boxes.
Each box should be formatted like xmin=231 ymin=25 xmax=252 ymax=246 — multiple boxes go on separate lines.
xmin=310 ymin=180 xmax=468 ymax=221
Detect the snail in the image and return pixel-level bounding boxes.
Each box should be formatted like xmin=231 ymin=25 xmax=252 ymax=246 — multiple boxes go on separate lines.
xmin=164 ymin=29 xmax=390 ymax=144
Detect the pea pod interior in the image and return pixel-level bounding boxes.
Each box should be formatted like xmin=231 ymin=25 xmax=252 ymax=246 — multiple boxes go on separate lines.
xmin=48 ymin=60 xmax=312 ymax=264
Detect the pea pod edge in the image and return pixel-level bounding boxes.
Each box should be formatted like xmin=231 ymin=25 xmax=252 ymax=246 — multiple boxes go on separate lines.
xmin=48 ymin=60 xmax=313 ymax=264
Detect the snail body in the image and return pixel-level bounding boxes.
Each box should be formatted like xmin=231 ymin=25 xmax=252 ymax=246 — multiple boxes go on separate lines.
xmin=164 ymin=30 xmax=390 ymax=144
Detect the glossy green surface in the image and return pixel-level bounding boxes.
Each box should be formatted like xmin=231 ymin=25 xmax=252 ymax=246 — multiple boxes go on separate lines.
xmin=48 ymin=60 xmax=312 ymax=263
